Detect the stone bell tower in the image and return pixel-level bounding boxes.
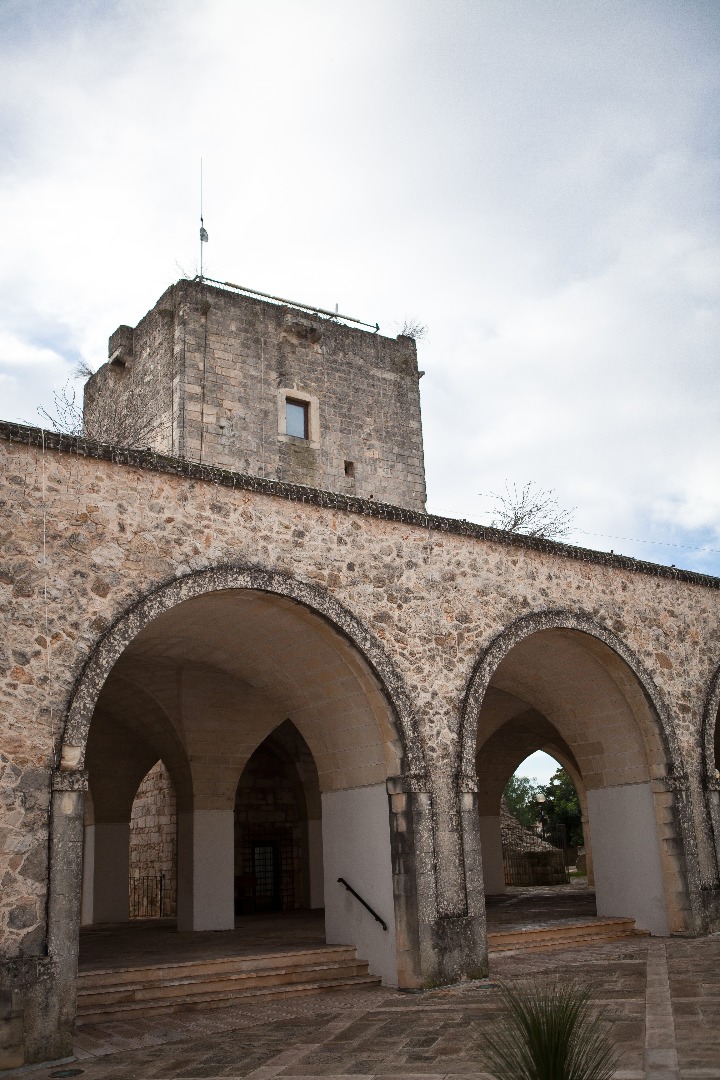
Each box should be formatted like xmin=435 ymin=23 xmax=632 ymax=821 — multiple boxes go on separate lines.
xmin=84 ymin=277 xmax=427 ymax=512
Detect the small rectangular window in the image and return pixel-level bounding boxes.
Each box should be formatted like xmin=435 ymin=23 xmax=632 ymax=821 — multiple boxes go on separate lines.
xmin=344 ymin=460 xmax=355 ymax=478
xmin=286 ymin=399 xmax=308 ymax=439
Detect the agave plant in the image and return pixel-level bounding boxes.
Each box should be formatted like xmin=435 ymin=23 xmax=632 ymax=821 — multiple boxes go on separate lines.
xmin=480 ymin=977 xmax=621 ymax=1080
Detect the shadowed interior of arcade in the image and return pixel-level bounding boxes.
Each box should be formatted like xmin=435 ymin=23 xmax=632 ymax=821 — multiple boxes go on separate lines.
xmin=77 ymin=588 xmax=407 ymax=1001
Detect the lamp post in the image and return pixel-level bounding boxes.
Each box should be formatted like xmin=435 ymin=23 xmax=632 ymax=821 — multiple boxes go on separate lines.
xmin=535 ymin=791 xmax=546 ymax=841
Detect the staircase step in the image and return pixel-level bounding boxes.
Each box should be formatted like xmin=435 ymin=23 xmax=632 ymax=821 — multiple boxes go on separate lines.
xmin=77 ymin=960 xmax=370 ymax=1008
xmin=76 ymin=973 xmax=381 ymax=1024
xmin=488 ymin=917 xmax=648 ymax=953
xmin=77 ymin=945 xmax=357 ymax=990
xmin=76 ymin=943 xmax=380 ymax=1023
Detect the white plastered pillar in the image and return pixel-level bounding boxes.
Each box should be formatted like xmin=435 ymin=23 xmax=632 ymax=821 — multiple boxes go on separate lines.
xmin=92 ymin=821 xmax=130 ymax=923
xmin=323 ymin=784 xmax=397 ymax=986
xmin=308 ymin=816 xmax=324 ymax=908
xmin=587 ymin=781 xmax=669 ymax=935
xmin=177 ymin=809 xmax=235 ymax=931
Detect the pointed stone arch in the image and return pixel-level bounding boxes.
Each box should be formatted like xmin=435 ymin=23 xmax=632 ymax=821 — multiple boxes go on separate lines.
xmin=475 ymin=715 xmax=592 ymax=895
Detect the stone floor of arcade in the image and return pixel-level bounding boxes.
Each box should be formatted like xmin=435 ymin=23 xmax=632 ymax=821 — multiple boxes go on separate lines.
xmin=13 ymin=885 xmax=718 ymax=1080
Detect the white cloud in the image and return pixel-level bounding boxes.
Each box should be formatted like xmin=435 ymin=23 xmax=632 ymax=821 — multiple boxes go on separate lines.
xmin=0 ymin=0 xmax=718 ymax=573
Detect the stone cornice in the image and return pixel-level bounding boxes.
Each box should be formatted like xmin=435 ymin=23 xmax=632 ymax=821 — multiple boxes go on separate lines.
xmin=2 ymin=419 xmax=718 ymax=590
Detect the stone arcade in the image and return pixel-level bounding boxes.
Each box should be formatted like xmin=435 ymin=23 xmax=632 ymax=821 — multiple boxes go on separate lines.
xmin=1 ymin=277 xmax=720 ymax=1069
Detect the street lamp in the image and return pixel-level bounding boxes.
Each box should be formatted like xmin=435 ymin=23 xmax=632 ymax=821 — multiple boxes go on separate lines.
xmin=535 ymin=791 xmax=546 ymax=840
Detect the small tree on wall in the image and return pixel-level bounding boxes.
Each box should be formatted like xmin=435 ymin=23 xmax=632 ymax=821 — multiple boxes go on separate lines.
xmin=37 ymin=361 xmax=163 ymax=450
xmin=484 ymin=481 xmax=575 ymax=540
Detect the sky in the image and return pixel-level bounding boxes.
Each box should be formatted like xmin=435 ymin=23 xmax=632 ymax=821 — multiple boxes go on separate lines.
xmin=1 ymin=0 xmax=719 ymax=574
xmin=515 ymin=750 xmax=561 ymax=786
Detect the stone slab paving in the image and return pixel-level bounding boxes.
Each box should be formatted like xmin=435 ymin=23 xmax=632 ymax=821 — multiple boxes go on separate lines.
xmin=9 ymin=936 xmax=720 ymax=1079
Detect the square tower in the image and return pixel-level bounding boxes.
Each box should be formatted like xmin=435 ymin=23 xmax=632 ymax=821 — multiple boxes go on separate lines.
xmin=84 ymin=278 xmax=427 ymax=512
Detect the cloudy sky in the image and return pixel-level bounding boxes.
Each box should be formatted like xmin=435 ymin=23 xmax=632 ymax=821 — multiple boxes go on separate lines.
xmin=1 ymin=0 xmax=719 ymax=577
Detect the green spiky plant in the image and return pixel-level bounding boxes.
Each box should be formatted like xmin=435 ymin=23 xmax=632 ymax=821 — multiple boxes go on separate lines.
xmin=480 ymin=977 xmax=621 ymax=1080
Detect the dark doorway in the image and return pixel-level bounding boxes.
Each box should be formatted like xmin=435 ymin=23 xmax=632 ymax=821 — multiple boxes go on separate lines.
xmin=234 ymin=722 xmax=317 ymax=916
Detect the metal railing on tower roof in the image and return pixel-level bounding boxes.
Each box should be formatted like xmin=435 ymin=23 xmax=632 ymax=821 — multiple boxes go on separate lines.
xmin=194 ymin=276 xmax=380 ymax=333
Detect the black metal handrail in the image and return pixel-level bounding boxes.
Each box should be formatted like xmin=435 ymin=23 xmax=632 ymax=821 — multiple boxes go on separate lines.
xmin=337 ymin=877 xmax=387 ymax=931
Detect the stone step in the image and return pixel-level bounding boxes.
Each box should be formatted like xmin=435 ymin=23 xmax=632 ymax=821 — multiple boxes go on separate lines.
xmin=77 ymin=945 xmax=358 ymax=990
xmin=488 ymin=917 xmax=647 ymax=953
xmin=77 ymin=958 xmax=370 ymax=1009
xmin=76 ymin=945 xmax=380 ymax=1023
xmin=76 ymin=973 xmax=381 ymax=1024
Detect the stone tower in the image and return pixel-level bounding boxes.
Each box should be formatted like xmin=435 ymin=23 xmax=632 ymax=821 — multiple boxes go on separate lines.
xmin=84 ymin=278 xmax=427 ymax=512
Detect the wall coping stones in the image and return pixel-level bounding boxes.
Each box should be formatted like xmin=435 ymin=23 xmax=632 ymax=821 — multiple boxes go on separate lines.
xmin=2 ymin=419 xmax=718 ymax=590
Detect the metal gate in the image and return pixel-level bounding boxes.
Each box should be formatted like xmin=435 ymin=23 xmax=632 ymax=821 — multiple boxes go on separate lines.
xmin=130 ymin=873 xmax=165 ymax=918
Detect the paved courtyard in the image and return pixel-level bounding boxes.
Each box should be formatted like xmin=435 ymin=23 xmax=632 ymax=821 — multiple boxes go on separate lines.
xmin=16 ymin=933 xmax=720 ymax=1080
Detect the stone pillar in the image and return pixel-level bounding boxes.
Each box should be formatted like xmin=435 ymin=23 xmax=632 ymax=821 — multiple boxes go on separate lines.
xmin=431 ymin=775 xmax=467 ymax=916
xmin=387 ymin=779 xmax=426 ymax=988
xmin=478 ymin=815 xmax=505 ymax=894
xmin=80 ymin=823 xmax=95 ymax=925
xmin=388 ymin=776 xmax=489 ymax=989
xmin=32 ymin=769 xmax=87 ymax=1065
xmin=581 ymin=811 xmax=595 ymax=885
xmin=705 ymin=780 xmax=720 ymax=930
xmin=92 ymin=822 xmax=130 ymax=923
xmin=177 ymin=809 xmax=234 ymax=931
xmin=652 ymin=776 xmax=702 ymax=933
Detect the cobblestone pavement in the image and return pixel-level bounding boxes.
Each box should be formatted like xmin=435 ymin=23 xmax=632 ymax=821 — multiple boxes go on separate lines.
xmin=16 ymin=936 xmax=720 ymax=1080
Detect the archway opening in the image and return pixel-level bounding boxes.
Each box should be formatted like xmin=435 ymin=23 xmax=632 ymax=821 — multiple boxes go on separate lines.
xmin=234 ymin=720 xmax=321 ymax=916
xmin=77 ymin=587 xmax=404 ymax=985
xmin=129 ymin=761 xmax=177 ymax=919
xmin=474 ymin=626 xmax=683 ymax=935
xmin=502 ymin=755 xmax=585 ymax=887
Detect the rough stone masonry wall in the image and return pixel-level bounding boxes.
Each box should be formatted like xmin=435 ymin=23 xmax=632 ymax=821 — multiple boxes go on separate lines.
xmin=2 ymin=419 xmax=720 ymax=1044
xmin=84 ymin=279 xmax=427 ymax=512
xmin=129 ymin=761 xmax=177 ymax=917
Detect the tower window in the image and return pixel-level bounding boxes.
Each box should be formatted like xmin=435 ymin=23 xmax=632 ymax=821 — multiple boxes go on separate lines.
xmin=285 ymin=399 xmax=309 ymax=440
xmin=344 ymin=460 xmax=355 ymax=478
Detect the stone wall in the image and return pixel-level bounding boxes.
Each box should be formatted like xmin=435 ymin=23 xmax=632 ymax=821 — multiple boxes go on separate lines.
xmin=84 ymin=279 xmax=427 ymax=511
xmin=129 ymin=761 xmax=177 ymax=917
xmin=2 ymin=422 xmax=720 ymax=942
xmin=0 ymin=755 xmax=48 ymax=958
xmin=2 ymin=420 xmax=720 ymax=1064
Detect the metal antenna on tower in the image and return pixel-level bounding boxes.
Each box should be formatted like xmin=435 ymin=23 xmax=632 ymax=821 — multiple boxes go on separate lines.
xmin=199 ymin=158 xmax=208 ymax=278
